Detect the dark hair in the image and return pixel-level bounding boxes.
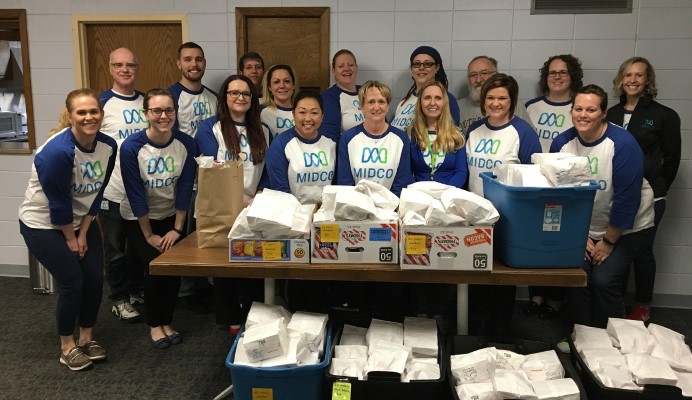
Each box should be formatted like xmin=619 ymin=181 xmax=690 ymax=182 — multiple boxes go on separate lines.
xmin=215 ymin=75 xmax=267 ymax=164
xmin=480 ymin=73 xmax=518 ymax=117
xmin=143 ymin=88 xmax=174 ymax=110
xmin=177 ymin=42 xmax=204 ymax=59
xmin=402 ymin=45 xmax=449 ymax=106
xmin=573 ymin=84 xmax=608 ymax=113
xmin=539 ymin=54 xmax=583 ymax=96
xmin=332 ymin=49 xmax=357 ymax=69
xmin=293 ymin=90 xmax=323 ymax=112
xmin=238 ymin=52 xmax=264 ymax=72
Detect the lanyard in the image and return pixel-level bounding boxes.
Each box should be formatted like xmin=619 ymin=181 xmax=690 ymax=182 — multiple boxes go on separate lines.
xmin=426 ymin=129 xmax=439 ymax=179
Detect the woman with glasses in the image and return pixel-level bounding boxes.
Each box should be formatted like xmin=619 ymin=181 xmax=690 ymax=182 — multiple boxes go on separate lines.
xmin=261 ymin=64 xmax=299 ymax=138
xmin=120 ymin=88 xmax=197 ymax=349
xmin=320 ymin=49 xmax=364 ymax=140
xmin=19 ymin=88 xmax=117 ymax=370
xmin=606 ymin=57 xmax=681 ymax=322
xmin=466 ymin=73 xmax=541 ymax=336
xmin=523 ymin=54 xmax=583 ymax=321
xmin=196 ymin=75 xmax=270 ymax=336
xmin=391 ymin=46 xmax=460 ymax=132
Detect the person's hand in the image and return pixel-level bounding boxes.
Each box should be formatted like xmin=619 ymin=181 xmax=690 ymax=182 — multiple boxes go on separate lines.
xmin=76 ymin=233 xmax=88 ymax=259
xmin=66 ymin=236 xmax=80 ymax=258
xmin=145 ymin=234 xmax=164 ymax=252
xmin=160 ymin=230 xmax=181 ymax=252
xmin=591 ymin=239 xmax=613 ymax=266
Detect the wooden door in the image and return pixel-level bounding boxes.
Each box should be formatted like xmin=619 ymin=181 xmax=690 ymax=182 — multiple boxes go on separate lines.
xmin=236 ymin=8 xmax=329 ymax=92
xmin=73 ymin=16 xmax=186 ymax=93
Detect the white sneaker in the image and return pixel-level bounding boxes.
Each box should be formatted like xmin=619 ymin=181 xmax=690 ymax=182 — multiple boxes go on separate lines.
xmin=130 ymin=293 xmax=145 ymax=306
xmin=112 ymin=302 xmax=141 ymax=322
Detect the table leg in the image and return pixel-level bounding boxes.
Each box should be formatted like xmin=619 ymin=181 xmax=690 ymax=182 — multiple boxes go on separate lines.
xmin=457 ymin=283 xmax=469 ymax=335
xmin=264 ymin=278 xmax=275 ymax=305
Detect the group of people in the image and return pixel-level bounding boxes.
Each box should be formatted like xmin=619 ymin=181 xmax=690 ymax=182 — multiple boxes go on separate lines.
xmin=18 ymin=40 xmax=680 ymax=371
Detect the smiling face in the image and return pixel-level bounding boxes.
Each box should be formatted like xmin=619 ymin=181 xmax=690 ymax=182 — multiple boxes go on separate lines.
xmin=332 ymin=53 xmax=358 ymax=90
xmin=177 ymin=47 xmax=206 ymax=83
xmin=109 ymin=48 xmax=137 ymax=92
xmin=293 ymin=97 xmax=323 ymax=139
xmin=362 ymin=87 xmax=389 ymax=126
xmin=547 ymin=58 xmax=571 ymax=97
xmin=146 ymin=95 xmax=176 ymax=135
xmin=269 ymin=68 xmax=295 ymax=107
xmin=226 ymin=79 xmax=252 ymax=121
xmin=621 ymin=61 xmax=649 ymax=99
xmin=484 ymin=87 xmax=511 ymax=126
xmin=467 ymin=57 xmax=497 ymax=102
xmin=420 ymin=84 xmax=444 ymax=123
xmin=571 ymin=93 xmax=606 ymax=139
xmin=68 ymin=95 xmax=103 ymax=140
xmin=411 ymin=54 xmax=439 ymax=90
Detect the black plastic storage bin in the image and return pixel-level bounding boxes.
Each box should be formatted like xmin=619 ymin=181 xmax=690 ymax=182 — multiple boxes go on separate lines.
xmin=448 ymin=336 xmax=587 ymax=400
xmin=324 ymin=322 xmax=452 ymax=400
xmin=567 ymin=338 xmax=689 ymax=400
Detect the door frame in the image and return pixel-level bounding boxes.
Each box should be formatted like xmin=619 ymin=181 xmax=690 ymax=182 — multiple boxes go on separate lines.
xmin=71 ymin=14 xmax=188 ymax=87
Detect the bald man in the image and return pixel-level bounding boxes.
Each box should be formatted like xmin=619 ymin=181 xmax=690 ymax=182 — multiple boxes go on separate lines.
xmin=99 ymin=47 xmax=148 ymax=323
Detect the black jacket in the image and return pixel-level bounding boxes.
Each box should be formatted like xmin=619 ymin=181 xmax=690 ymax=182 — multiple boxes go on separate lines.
xmin=607 ymin=96 xmax=681 ymax=198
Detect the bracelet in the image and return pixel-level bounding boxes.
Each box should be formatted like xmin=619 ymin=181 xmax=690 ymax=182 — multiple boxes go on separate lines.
xmin=172 ymin=228 xmax=183 ymax=235
xmin=602 ymin=236 xmax=617 ymax=246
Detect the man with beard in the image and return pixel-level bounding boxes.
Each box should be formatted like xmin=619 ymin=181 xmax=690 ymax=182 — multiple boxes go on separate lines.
xmin=458 ymin=55 xmax=533 ymax=135
xmin=168 ymin=42 xmax=217 ymax=313
xmin=168 ymin=42 xmax=217 ymax=138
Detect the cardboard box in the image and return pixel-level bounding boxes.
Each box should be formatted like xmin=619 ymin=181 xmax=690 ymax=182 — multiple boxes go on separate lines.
xmin=400 ymin=226 xmax=493 ymax=271
xmin=311 ymin=220 xmax=398 ymax=264
xmin=229 ymin=238 xmax=310 ymax=263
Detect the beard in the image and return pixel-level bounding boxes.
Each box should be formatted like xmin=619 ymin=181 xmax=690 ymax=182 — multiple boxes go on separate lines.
xmin=469 ymin=86 xmax=481 ymax=104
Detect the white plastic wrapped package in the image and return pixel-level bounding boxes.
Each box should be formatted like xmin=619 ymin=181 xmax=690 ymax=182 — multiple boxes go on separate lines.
xmin=625 ymin=353 xmax=678 ymax=386
xmin=539 ymin=155 xmax=592 ymax=187
xmin=495 ymin=164 xmax=551 ymax=187
xmin=245 ymin=302 xmax=292 ymax=329
xmin=531 ymin=378 xmax=580 ymax=400
xmin=340 ymin=324 xmax=367 ymax=346
xmin=572 ymin=324 xmax=613 ymax=353
xmin=593 ymin=365 xmax=642 ymax=391
xmin=428 ymin=198 xmax=468 ymax=226
xmin=401 ymin=209 xmax=427 ymax=226
xmin=365 ymin=319 xmax=403 ymax=349
xmin=316 ymin=185 xmax=356 ymax=222
xmin=440 ymin=187 xmax=500 ymax=226
xmin=365 ymin=341 xmax=411 ymax=375
xmin=354 ymin=179 xmax=399 ymax=211
xmin=402 ymin=360 xmax=440 ymax=382
xmin=334 ymin=189 xmax=378 ymax=221
xmin=407 ymin=181 xmax=455 ymax=199
xmin=520 ymin=350 xmax=564 ymax=381
xmin=242 ymin=317 xmax=289 ymax=362
xmin=330 ymin=358 xmax=367 ymax=380
xmin=286 ymin=311 xmax=328 ymax=353
xmin=607 ymin=318 xmax=656 ymax=354
xmin=455 ymin=382 xmax=499 ymax=400
xmin=398 ymin=188 xmax=435 ymax=220
xmin=492 ymin=369 xmax=537 ymax=400
xmin=648 ymin=323 xmax=692 ymax=372
xmin=450 ymin=347 xmax=498 ymax=385
xmin=675 ymin=371 xmax=692 ymax=397
xmin=245 ymin=189 xmax=301 ymax=232
xmin=261 ymin=331 xmax=313 ymax=368
xmin=229 ymin=207 xmax=256 ymax=239
xmin=403 ymin=316 xmax=438 ymax=358
xmin=334 ymin=345 xmax=368 ymax=360
xmin=579 ymin=347 xmax=626 ymax=370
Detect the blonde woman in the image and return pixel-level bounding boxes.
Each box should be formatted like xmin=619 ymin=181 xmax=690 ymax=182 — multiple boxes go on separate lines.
xmin=260 ymin=64 xmax=299 ymax=137
xmin=409 ymin=81 xmax=467 ymax=187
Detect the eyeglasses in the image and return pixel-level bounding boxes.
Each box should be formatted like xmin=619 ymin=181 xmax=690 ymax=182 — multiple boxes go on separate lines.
xmin=147 ymin=108 xmax=175 ymax=117
xmin=110 ymin=62 xmax=138 ymax=70
xmin=411 ymin=61 xmax=437 ymax=70
xmin=468 ymin=70 xmax=496 ymax=80
xmin=548 ymin=70 xmax=569 ymax=78
xmin=227 ymin=90 xmax=253 ymax=99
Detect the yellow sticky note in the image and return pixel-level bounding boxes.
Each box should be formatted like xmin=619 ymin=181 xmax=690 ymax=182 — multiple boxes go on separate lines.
xmin=251 ymin=388 xmax=273 ymax=400
xmin=262 ymin=242 xmax=282 ymax=260
xmin=321 ymin=224 xmax=340 ymax=243
xmin=406 ymin=234 xmax=426 ymax=255
xmin=332 ymin=381 xmax=351 ymax=400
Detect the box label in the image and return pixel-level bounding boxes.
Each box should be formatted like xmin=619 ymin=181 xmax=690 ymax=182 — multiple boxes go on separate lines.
xmin=251 ymin=388 xmax=273 ymax=400
xmin=332 ymin=381 xmax=351 ymax=400
xmin=406 ymin=234 xmax=427 ymax=255
xmin=473 ymin=253 xmax=489 ymax=269
xmin=369 ymin=227 xmax=391 ymax=241
xmin=543 ymin=203 xmax=563 ymax=232
xmin=379 ymin=247 xmax=394 ymax=262
xmin=321 ymin=224 xmax=340 ymax=242
xmin=262 ymin=242 xmax=282 ymax=260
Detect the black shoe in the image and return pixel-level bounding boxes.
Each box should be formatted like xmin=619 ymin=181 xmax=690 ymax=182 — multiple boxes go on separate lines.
xmin=522 ymin=301 xmax=541 ymax=316
xmin=183 ymin=294 xmax=210 ymax=314
xmin=537 ymin=303 xmax=559 ymax=320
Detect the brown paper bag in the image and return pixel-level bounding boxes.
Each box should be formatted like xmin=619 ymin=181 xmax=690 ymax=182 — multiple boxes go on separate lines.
xmin=195 ymin=160 xmax=244 ymax=248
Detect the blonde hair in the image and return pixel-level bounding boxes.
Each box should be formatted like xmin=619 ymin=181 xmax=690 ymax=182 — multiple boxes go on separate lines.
xmin=261 ymin=64 xmax=299 ymax=108
xmin=357 ymin=80 xmax=392 ymax=107
xmin=49 ymin=88 xmax=101 ymax=136
xmin=612 ymin=57 xmax=658 ymax=98
xmin=408 ymin=81 xmax=464 ymax=154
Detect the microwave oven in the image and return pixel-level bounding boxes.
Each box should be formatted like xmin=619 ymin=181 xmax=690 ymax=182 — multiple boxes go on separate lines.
xmin=0 ymin=111 xmax=24 ymax=138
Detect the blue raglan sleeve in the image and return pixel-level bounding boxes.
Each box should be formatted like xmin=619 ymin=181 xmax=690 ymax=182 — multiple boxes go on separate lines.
xmin=320 ymin=86 xmax=342 ymax=140
xmin=410 ymin=132 xmax=427 ymax=182
xmin=515 ymin=119 xmax=542 ymax=164
xmin=120 ymin=135 xmax=150 ymax=217
xmin=610 ymin=134 xmax=645 ymax=229
xmin=195 ymin=116 xmax=219 ymax=158
xmin=449 ymin=146 xmax=468 ymax=188
xmin=168 ymin=84 xmax=182 ymax=134
xmin=175 ymin=133 xmax=198 ymax=212
xmin=266 ymin=132 xmax=291 ymax=193
xmin=448 ymin=91 xmax=461 ymax=126
xmin=336 ymin=130 xmax=355 ymax=186
xmin=390 ymin=130 xmax=413 ymax=197
xmin=87 ymin=135 xmax=118 ymax=216
xmin=35 ymin=135 xmax=75 ymax=226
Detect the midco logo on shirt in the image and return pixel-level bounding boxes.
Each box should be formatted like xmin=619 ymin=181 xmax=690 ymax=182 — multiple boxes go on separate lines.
xmin=468 ymin=138 xmax=502 ymax=170
xmin=73 ymin=161 xmax=104 ymax=194
xmin=361 ymin=147 xmax=388 ymax=163
xmin=537 ymin=112 xmax=566 ymax=140
xmin=144 ymin=156 xmax=179 ymax=188
xmin=275 ymin=117 xmax=294 ymax=130
xmin=193 ymin=101 xmax=212 ymax=117
xmin=354 ymin=147 xmax=394 ymax=181
xmin=298 ymin=151 xmax=333 ymax=183
xmin=391 ymin=103 xmax=415 ymax=128
xmin=587 ymin=156 xmax=608 ymax=190
xmin=303 ymin=151 xmax=329 ymax=167
xmin=123 ymin=109 xmax=146 ymax=124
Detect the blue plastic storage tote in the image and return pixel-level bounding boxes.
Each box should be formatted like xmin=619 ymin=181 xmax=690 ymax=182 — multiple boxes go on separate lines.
xmin=480 ymin=172 xmax=598 ymax=268
xmin=225 ymin=324 xmax=332 ymax=400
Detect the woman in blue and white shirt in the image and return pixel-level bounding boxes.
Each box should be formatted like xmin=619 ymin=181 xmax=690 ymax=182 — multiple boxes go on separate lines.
xmin=19 ymin=88 xmax=117 ymax=370
xmin=320 ymin=49 xmax=364 ymax=140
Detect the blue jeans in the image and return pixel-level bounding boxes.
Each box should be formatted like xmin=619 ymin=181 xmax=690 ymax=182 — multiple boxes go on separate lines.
xmin=20 ymin=220 xmax=103 ymax=336
xmin=632 ymin=199 xmax=666 ymax=303
xmin=570 ymin=227 xmax=656 ymax=328
xmin=101 ymin=200 xmax=144 ymax=304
